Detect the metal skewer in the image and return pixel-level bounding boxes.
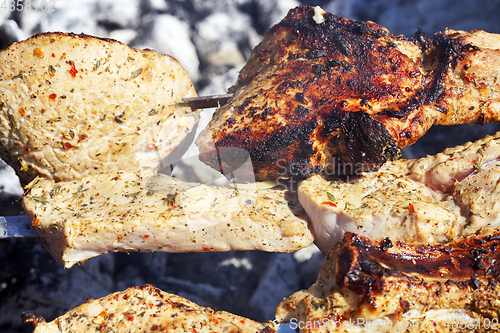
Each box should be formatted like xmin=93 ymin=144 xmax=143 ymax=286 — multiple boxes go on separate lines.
xmin=0 ymin=215 xmax=36 ymax=238
xmin=180 ymin=93 xmax=234 ymax=109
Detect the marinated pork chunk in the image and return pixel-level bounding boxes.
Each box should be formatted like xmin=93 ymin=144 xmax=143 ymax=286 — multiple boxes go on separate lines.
xmin=22 ymin=169 xmax=313 ymax=268
xmin=196 ymin=5 xmax=500 ymax=180
xmin=299 ymin=131 xmax=500 ymax=253
xmin=276 ymin=231 xmax=500 ymax=333
xmin=26 ymin=284 xmax=266 ymax=333
xmin=0 ymin=32 xmax=198 ymax=186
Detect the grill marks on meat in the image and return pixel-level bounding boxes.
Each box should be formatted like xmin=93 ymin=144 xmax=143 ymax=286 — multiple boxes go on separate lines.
xmin=276 ymin=232 xmax=500 ymax=332
xmin=196 ymin=6 xmax=500 ymax=180
xmin=298 ymin=131 xmax=500 ymax=253
xmin=27 ymin=284 xmax=266 ymax=333
xmin=0 ymin=32 xmax=198 ymax=186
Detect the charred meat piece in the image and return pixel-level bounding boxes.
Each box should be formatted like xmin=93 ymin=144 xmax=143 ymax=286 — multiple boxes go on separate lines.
xmin=299 ymin=131 xmax=500 ymax=253
xmin=22 ymin=169 xmax=313 ymax=268
xmin=26 ymin=284 xmax=266 ymax=333
xmin=0 ymin=32 xmax=198 ymax=186
xmin=196 ymin=5 xmax=500 ymax=180
xmin=276 ymin=231 xmax=500 ymax=333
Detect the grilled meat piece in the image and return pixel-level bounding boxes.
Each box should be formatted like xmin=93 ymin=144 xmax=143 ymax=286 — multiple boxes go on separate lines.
xmin=0 ymin=32 xmax=198 ymax=186
xmin=196 ymin=5 xmax=500 ymax=180
xmin=22 ymin=169 xmax=313 ymax=268
xmin=299 ymin=131 xmax=500 ymax=253
xmin=26 ymin=284 xmax=266 ymax=333
xmin=276 ymin=231 xmax=500 ymax=333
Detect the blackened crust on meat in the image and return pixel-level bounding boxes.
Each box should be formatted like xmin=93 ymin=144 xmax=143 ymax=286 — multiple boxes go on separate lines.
xmin=276 ymin=230 xmax=500 ymax=327
xmin=216 ymin=114 xmax=321 ymax=179
xmin=196 ymin=6 xmax=422 ymax=179
xmin=331 ymin=232 xmax=500 ymax=296
xmin=196 ymin=5 xmax=500 ymax=180
xmin=306 ymin=231 xmax=500 ymax=321
xmin=327 ymin=111 xmax=402 ymax=173
xmin=324 ymin=232 xmax=500 ymax=306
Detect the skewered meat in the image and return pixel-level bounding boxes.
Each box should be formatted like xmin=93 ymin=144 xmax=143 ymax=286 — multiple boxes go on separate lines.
xmin=196 ymin=5 xmax=500 ymax=180
xmin=25 ymin=284 xmax=266 ymax=333
xmin=0 ymin=32 xmax=198 ymax=186
xmin=276 ymin=231 xmax=500 ymax=333
xmin=299 ymin=131 xmax=500 ymax=253
xmin=22 ymin=169 xmax=313 ymax=268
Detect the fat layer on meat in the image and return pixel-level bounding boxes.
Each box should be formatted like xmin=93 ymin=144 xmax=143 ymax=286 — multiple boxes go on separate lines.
xmin=28 ymin=284 xmax=266 ymax=333
xmin=299 ymin=131 xmax=500 ymax=253
xmin=276 ymin=231 xmax=500 ymax=333
xmin=22 ymin=169 xmax=313 ymax=268
xmin=196 ymin=5 xmax=500 ymax=180
xmin=0 ymin=32 xmax=198 ymax=186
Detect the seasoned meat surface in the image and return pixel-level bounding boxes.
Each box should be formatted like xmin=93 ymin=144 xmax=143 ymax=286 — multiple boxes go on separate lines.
xmin=0 ymin=32 xmax=198 ymax=186
xmin=22 ymin=169 xmax=313 ymax=268
xmin=276 ymin=231 xmax=500 ymax=333
xmin=28 ymin=284 xmax=266 ymax=333
xmin=299 ymin=131 xmax=500 ymax=253
xmin=196 ymin=5 xmax=500 ymax=180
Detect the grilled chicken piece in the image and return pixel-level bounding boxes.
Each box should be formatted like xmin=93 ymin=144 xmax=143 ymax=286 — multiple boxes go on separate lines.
xmin=276 ymin=231 xmax=500 ymax=333
xmin=26 ymin=284 xmax=266 ymax=333
xmin=0 ymin=32 xmax=198 ymax=186
xmin=22 ymin=169 xmax=313 ymax=268
xmin=299 ymin=131 xmax=500 ymax=253
xmin=196 ymin=5 xmax=500 ymax=180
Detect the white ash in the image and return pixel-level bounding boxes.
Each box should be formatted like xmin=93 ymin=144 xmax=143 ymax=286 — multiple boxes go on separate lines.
xmin=146 ymin=14 xmax=201 ymax=81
